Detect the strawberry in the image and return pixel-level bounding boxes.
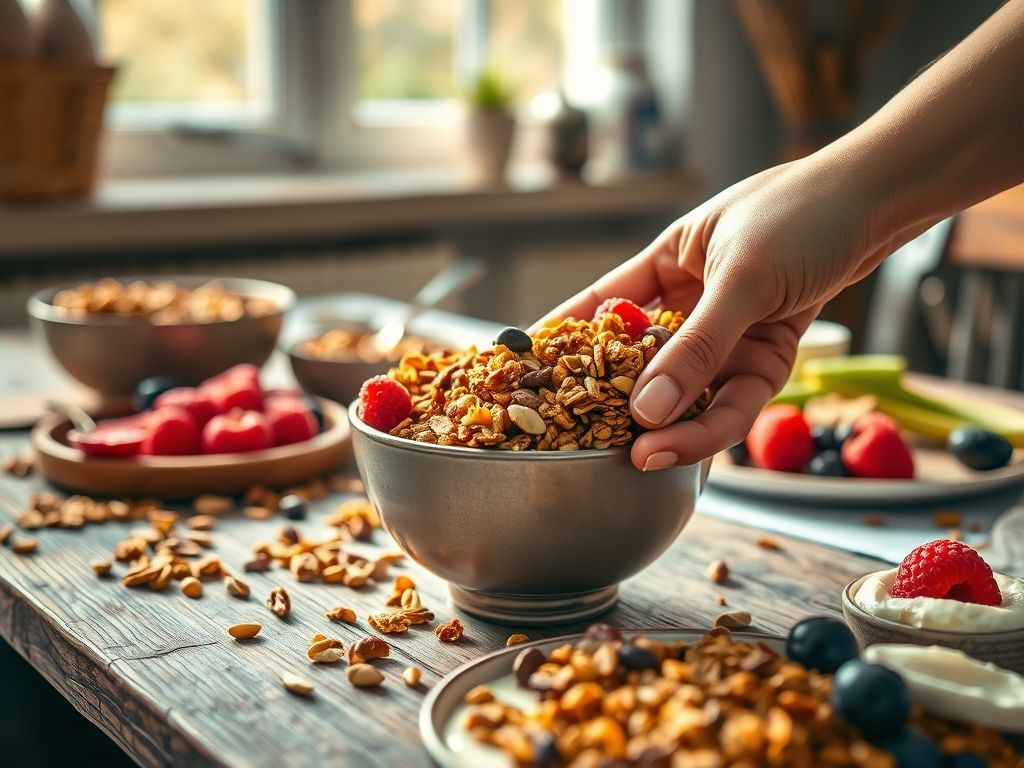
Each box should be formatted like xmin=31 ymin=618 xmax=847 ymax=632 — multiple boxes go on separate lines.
xmin=841 ymin=415 xmax=914 ymax=479
xmin=890 ymin=539 xmax=1002 ymax=605
xmin=593 ymin=298 xmax=651 ymax=340
xmin=201 ymin=409 xmax=273 ymax=454
xmin=142 ymin=406 xmax=201 ymax=456
xmin=154 ymin=387 xmax=218 ymax=426
xmin=200 ymin=364 xmax=263 ymax=414
xmin=746 ymin=405 xmax=814 ymax=472
xmin=358 ymin=376 xmax=412 ymax=433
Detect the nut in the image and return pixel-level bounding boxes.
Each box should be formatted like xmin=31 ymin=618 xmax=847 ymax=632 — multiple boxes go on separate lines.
xmin=193 ymin=494 xmax=233 ymax=515
xmin=402 ymin=666 xmax=422 ymax=687
xmin=290 ymin=552 xmax=320 ymax=582
xmin=507 ymin=404 xmax=546 ymax=435
xmin=180 ymin=576 xmax=203 ymax=598
xmin=714 ymin=610 xmax=752 ymax=629
xmin=506 ymin=634 xmax=529 ymax=646
xmin=0 ymin=523 xmax=13 ymax=545
xmin=90 ymin=558 xmax=112 ymax=576
xmin=186 ymin=514 xmax=216 ymax=531
xmin=349 ymin=636 xmax=390 ymax=663
xmin=399 ymin=588 xmax=421 ymax=609
xmin=267 ymin=586 xmax=290 ymax=618
xmin=326 ymin=606 xmax=357 ymax=624
xmin=755 ymin=536 xmax=782 ymax=551
xmin=228 ymin=622 xmax=261 ymax=640
xmin=224 ymin=575 xmax=251 ymax=599
xmin=280 ymin=672 xmax=314 ymax=697
xmin=435 ymin=618 xmax=464 ymax=643
xmin=12 ymin=538 xmax=38 ymax=555
xmin=347 ymin=663 xmax=384 ymax=688
xmin=243 ymin=553 xmax=273 ymax=573
xmin=367 ymin=612 xmax=410 ymax=634
xmin=464 ymin=685 xmax=494 ymax=704
xmin=707 ymin=559 xmax=729 ymax=584
xmin=307 ymin=637 xmax=344 ymax=663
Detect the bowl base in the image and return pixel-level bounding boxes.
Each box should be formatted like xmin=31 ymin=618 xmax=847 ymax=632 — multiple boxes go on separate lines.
xmin=449 ymin=584 xmax=618 ymax=625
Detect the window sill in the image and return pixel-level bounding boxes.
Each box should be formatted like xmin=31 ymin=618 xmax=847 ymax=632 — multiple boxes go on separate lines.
xmin=0 ymin=167 xmax=701 ymax=261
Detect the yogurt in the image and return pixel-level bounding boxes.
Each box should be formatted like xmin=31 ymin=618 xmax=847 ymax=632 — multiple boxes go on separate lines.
xmin=854 ymin=568 xmax=1024 ymax=632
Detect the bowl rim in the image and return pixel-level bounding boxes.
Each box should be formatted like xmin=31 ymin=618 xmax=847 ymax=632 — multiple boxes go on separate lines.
xmin=842 ymin=573 xmax=1024 ymax=638
xmin=27 ymin=275 xmax=296 ymax=328
xmin=348 ymin=399 xmax=642 ymax=462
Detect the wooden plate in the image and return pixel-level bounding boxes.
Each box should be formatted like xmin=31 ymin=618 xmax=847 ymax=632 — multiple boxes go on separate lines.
xmin=32 ymin=398 xmax=351 ymax=498
xmin=421 ymin=629 xmax=785 ymax=768
xmin=708 ymin=446 xmax=1024 ymax=504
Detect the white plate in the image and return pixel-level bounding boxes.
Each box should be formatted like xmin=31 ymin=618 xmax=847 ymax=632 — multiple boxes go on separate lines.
xmin=419 ymin=629 xmax=785 ymax=768
xmin=708 ymin=448 xmax=1024 ymax=505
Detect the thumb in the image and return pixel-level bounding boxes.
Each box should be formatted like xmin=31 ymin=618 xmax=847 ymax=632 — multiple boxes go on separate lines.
xmin=629 ymin=279 xmax=757 ymax=429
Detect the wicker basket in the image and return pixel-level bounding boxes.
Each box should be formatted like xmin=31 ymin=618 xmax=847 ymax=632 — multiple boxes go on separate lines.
xmin=0 ymin=59 xmax=114 ymax=199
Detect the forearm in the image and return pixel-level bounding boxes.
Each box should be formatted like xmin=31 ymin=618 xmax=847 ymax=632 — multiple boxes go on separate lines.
xmin=819 ymin=0 xmax=1024 ymax=251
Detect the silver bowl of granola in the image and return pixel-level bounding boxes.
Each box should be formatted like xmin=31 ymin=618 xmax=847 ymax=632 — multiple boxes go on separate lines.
xmin=350 ymin=401 xmax=708 ymax=624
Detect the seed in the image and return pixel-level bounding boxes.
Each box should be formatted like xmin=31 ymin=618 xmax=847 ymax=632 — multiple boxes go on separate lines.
xmin=280 ymin=672 xmax=314 ymax=697
xmin=267 ymin=586 xmax=290 ymax=618
xmin=507 ymin=404 xmax=546 ymax=435
xmin=307 ymin=638 xmax=344 ymax=663
xmin=224 ymin=575 xmax=251 ymax=598
xmin=228 ymin=622 xmax=261 ymax=640
xmin=181 ymin=576 xmax=203 ymax=598
xmin=402 ymin=666 xmax=421 ymax=687
xmin=186 ymin=514 xmax=216 ymax=530
xmin=506 ymin=634 xmax=529 ymax=646
xmin=347 ymin=663 xmax=384 ymax=688
xmin=755 ymin=536 xmax=782 ymax=551
xmin=706 ymin=559 xmax=729 ymax=584
xmin=715 ymin=610 xmax=752 ymax=629
xmin=465 ymin=685 xmax=494 ymax=704
xmin=90 ymin=559 xmax=112 ymax=576
xmin=243 ymin=553 xmax=273 ymax=573
xmin=12 ymin=538 xmax=38 ymax=555
xmin=0 ymin=523 xmax=14 ymax=545
xmin=193 ymin=494 xmax=233 ymax=516
xmin=326 ymin=606 xmax=357 ymax=624
xmin=494 ymin=327 xmax=532 ymax=354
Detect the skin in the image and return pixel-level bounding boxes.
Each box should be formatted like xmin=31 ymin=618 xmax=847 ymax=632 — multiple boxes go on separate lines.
xmin=538 ymin=0 xmax=1024 ymax=471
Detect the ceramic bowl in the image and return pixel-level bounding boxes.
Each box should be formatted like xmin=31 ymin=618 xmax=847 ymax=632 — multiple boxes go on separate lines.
xmin=349 ymin=401 xmax=709 ymax=625
xmin=842 ymin=575 xmax=1024 ymax=674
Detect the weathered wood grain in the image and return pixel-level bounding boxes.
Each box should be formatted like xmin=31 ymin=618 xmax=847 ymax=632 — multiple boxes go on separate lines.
xmin=0 ymin=427 xmax=883 ymax=768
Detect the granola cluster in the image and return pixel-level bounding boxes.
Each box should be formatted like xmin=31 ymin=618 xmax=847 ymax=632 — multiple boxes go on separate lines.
xmin=388 ymin=310 xmax=710 ymax=450
xmin=466 ymin=629 xmax=1021 ymax=768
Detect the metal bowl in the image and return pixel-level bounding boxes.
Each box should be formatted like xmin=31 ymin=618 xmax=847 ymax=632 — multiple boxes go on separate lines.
xmin=288 ymin=329 xmax=401 ymax=406
xmin=349 ymin=401 xmax=708 ymax=624
xmin=28 ymin=276 xmax=295 ymax=397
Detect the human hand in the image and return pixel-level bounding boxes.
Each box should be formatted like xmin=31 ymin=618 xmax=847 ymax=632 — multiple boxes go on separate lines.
xmin=536 ymin=157 xmax=891 ymax=470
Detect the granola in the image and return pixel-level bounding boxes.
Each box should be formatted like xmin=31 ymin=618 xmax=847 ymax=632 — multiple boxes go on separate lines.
xmin=386 ymin=311 xmax=710 ymax=451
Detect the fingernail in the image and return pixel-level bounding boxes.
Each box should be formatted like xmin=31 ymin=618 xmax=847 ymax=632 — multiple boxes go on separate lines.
xmin=632 ymin=375 xmax=681 ymax=424
xmin=643 ymin=451 xmax=679 ymax=472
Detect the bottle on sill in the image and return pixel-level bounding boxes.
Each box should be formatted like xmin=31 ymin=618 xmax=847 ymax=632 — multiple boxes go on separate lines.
xmin=32 ymin=0 xmax=95 ymax=64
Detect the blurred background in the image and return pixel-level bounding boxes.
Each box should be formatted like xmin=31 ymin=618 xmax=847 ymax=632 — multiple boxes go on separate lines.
xmin=0 ymin=0 xmax=1021 ymax=381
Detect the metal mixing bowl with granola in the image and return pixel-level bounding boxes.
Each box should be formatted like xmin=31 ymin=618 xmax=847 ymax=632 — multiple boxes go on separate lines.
xmin=386 ymin=311 xmax=710 ymax=451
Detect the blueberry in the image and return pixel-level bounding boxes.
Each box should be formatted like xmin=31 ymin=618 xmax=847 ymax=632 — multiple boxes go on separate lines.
xmin=947 ymin=427 xmax=1013 ymax=471
xmin=494 ymin=327 xmax=532 ymax=354
xmin=808 ymin=450 xmax=847 ymax=477
xmin=726 ymin=441 xmax=749 ymax=466
xmin=301 ymin=395 xmax=326 ymax=432
xmin=834 ymin=423 xmax=855 ymax=447
xmin=278 ymin=494 xmax=307 ymax=521
xmin=811 ymin=425 xmax=837 ymax=452
xmin=832 ymin=660 xmax=910 ymax=740
xmin=785 ymin=617 xmax=858 ymax=674
xmin=619 ymin=643 xmax=659 ymax=671
xmin=513 ymin=647 xmax=546 ymax=687
xmin=944 ymin=753 xmax=988 ymax=768
xmin=133 ymin=375 xmax=179 ymax=413
xmin=530 ymin=732 xmax=560 ymax=768
xmin=875 ymin=729 xmax=943 ymax=768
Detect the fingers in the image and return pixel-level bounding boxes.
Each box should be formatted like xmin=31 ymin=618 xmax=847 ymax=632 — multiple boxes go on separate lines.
xmin=527 ymin=226 xmax=678 ymax=334
xmin=630 ymin=372 xmax=778 ymax=469
xmin=629 ymin=276 xmax=760 ymax=430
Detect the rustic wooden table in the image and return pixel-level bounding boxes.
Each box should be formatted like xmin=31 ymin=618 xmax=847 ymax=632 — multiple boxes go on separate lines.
xmin=0 ymin=332 xmax=1019 ymax=768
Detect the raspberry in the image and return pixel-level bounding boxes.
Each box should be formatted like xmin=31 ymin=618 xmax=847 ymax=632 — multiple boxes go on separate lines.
xmin=746 ymin=405 xmax=814 ymax=472
xmin=890 ymin=539 xmax=1002 ymax=605
xmin=593 ymin=298 xmax=651 ymax=340
xmin=358 ymin=376 xmax=412 ymax=433
xmin=840 ymin=415 xmax=914 ymax=479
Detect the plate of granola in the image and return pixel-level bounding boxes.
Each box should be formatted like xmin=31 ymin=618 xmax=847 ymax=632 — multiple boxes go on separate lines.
xmin=420 ymin=624 xmax=1023 ymax=767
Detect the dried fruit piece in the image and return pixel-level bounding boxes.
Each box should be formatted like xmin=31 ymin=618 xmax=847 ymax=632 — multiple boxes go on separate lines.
xmin=326 ymin=606 xmax=357 ymax=624
xmin=435 ymin=618 xmax=464 ymax=643
xmin=180 ymin=576 xmax=203 ymax=598
xmin=267 ymin=586 xmax=290 ymax=618
xmin=228 ymin=622 xmax=261 ymax=640
xmin=280 ymin=672 xmax=314 ymax=697
xmin=402 ymin=666 xmax=421 ymax=687
xmin=715 ymin=610 xmax=752 ymax=629
xmin=506 ymin=634 xmax=529 ymax=646
xmin=347 ymin=663 xmax=384 ymax=688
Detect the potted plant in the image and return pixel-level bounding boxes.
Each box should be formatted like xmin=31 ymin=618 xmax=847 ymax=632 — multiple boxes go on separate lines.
xmin=464 ymin=69 xmax=516 ymax=186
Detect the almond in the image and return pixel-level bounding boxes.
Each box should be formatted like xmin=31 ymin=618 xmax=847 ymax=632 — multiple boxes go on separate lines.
xmin=180 ymin=576 xmax=203 ymax=598
xmin=228 ymin=622 xmax=261 ymax=640
xmin=347 ymin=663 xmax=384 ymax=688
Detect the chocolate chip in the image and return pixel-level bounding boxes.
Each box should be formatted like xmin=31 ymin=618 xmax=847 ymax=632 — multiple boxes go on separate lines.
xmin=513 ymin=646 xmax=546 ymax=687
xmin=520 ymin=366 xmax=553 ymax=389
xmin=495 ymin=327 xmax=533 ymax=354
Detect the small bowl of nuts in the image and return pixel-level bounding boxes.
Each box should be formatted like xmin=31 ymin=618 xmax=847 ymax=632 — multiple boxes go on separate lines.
xmin=29 ymin=276 xmax=294 ymax=397
xmin=350 ymin=309 xmax=712 ymax=624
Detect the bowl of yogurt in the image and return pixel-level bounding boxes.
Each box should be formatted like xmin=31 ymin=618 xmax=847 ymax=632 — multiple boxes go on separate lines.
xmin=843 ymin=567 xmax=1024 ymax=674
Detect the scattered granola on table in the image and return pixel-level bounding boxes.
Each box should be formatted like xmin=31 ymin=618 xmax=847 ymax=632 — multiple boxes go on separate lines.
xmin=386 ymin=309 xmax=710 ymax=451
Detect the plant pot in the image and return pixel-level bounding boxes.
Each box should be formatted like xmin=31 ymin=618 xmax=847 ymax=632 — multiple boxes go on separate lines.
xmin=465 ymin=109 xmax=515 ymax=187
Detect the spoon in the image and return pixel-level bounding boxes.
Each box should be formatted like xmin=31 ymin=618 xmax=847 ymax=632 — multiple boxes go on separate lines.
xmin=365 ymin=257 xmax=486 ymax=358
xmin=47 ymin=399 xmax=96 ymax=432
